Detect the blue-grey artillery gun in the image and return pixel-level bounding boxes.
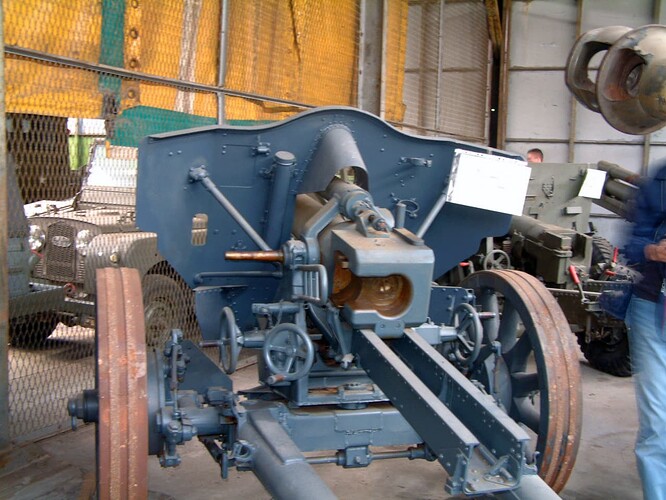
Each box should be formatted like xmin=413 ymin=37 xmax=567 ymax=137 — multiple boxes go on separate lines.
xmin=67 ymin=107 xmax=581 ymax=498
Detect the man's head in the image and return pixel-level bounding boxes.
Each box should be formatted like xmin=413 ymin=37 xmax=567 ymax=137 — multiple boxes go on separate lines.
xmin=527 ymin=148 xmax=544 ymax=163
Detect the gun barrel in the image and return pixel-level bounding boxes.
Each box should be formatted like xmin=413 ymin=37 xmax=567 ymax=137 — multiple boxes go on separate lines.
xmin=593 ymin=161 xmax=641 ymax=219
xmin=595 ymin=194 xmax=632 ymax=219
xmin=604 ymin=178 xmax=637 ymax=202
xmin=597 ymin=160 xmax=643 ymax=186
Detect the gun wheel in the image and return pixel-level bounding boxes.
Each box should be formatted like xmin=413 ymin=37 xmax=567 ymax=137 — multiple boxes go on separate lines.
xmin=461 ymin=270 xmax=582 ymax=493
xmin=96 ymin=268 xmax=149 ymax=500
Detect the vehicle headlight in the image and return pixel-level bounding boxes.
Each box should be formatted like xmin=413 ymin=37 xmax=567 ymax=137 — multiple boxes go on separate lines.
xmin=75 ymin=229 xmax=94 ymax=256
xmin=29 ymin=224 xmax=45 ymax=251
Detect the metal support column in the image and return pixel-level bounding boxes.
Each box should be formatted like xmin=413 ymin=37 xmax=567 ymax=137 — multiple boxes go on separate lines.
xmin=434 ymin=0 xmax=445 ymax=130
xmin=357 ymin=0 xmax=385 ymax=116
xmin=567 ymin=0 xmax=583 ymax=163
xmin=0 ymin=2 xmax=10 ymax=452
xmin=217 ymin=0 xmax=229 ymax=124
xmin=496 ymin=0 xmax=511 ymax=149
xmin=380 ymin=0 xmax=388 ymax=119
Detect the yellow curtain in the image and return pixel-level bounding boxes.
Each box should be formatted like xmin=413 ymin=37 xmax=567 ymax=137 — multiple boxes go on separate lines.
xmin=4 ymin=0 xmax=103 ymax=117
xmin=3 ymin=0 xmax=408 ymax=122
xmin=120 ymin=0 xmax=220 ymax=117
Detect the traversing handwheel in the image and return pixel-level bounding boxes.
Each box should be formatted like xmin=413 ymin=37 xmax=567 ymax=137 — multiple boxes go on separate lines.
xmin=482 ymin=249 xmax=511 ymax=271
xmin=263 ymin=323 xmax=315 ymax=383
xmin=461 ymin=269 xmax=582 ymax=493
xmin=452 ymin=302 xmax=482 ymax=365
xmin=219 ymin=306 xmax=241 ymax=374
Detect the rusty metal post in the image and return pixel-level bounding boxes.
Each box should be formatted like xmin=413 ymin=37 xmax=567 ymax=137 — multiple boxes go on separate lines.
xmin=496 ymin=0 xmax=511 ymax=149
xmin=567 ymin=1 xmax=583 ymax=163
xmin=0 ymin=3 xmax=11 ymax=452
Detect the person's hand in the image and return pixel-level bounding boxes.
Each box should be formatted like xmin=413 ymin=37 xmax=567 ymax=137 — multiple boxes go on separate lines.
xmin=645 ymin=240 xmax=666 ymax=262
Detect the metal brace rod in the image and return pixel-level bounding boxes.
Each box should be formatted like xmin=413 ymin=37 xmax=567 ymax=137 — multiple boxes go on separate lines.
xmin=415 ymin=189 xmax=447 ymax=238
xmin=189 ymin=165 xmax=272 ymax=251
xmin=5 ymin=45 xmax=314 ymax=111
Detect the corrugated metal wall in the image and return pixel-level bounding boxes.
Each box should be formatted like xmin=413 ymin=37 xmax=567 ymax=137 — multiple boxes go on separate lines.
xmin=503 ymin=0 xmax=666 ymax=246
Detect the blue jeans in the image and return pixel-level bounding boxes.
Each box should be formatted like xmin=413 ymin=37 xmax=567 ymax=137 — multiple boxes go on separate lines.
xmin=627 ymin=296 xmax=666 ymax=500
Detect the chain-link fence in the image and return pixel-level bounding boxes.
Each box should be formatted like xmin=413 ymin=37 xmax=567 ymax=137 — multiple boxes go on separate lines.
xmin=3 ymin=0 xmax=492 ymax=442
xmin=401 ymin=0 xmax=491 ymax=142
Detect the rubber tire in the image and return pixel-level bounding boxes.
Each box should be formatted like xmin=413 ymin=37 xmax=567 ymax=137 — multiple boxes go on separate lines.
xmin=590 ymin=236 xmax=614 ymax=280
xmin=591 ymin=236 xmax=614 ymax=265
xmin=142 ymin=274 xmax=188 ymax=348
xmin=9 ymin=314 xmax=59 ymax=348
xmin=576 ymin=329 xmax=632 ymax=377
xmin=586 ymin=235 xmax=633 ymax=377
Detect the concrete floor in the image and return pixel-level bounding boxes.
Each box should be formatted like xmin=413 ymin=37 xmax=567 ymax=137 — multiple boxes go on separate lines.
xmin=1 ymin=353 xmax=643 ymax=500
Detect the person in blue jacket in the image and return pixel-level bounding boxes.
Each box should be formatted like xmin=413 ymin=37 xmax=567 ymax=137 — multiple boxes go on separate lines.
xmin=624 ymin=162 xmax=666 ymax=500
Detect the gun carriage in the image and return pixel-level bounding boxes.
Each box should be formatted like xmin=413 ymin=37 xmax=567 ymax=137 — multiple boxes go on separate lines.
xmin=68 ymin=107 xmax=581 ymax=498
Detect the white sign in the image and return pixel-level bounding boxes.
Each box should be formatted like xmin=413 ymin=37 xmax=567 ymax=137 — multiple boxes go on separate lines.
xmin=445 ymin=149 xmax=531 ymax=216
xmin=578 ymin=168 xmax=607 ymax=199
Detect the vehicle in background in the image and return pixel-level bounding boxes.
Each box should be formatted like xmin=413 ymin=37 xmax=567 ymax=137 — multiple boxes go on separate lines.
xmin=8 ymin=154 xmax=68 ymax=346
xmin=442 ymin=161 xmax=640 ymax=377
xmin=15 ymin=140 xmax=196 ymax=346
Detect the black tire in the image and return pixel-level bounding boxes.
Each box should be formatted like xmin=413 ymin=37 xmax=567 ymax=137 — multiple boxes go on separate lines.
xmin=9 ymin=313 xmax=59 ymax=348
xmin=591 ymin=236 xmax=614 ymax=265
xmin=576 ymin=328 xmax=632 ymax=377
xmin=610 ymin=262 xmax=641 ymax=282
xmin=142 ymin=274 xmax=189 ymax=347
